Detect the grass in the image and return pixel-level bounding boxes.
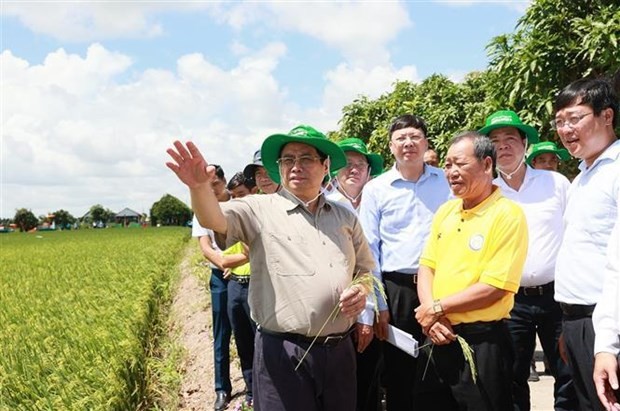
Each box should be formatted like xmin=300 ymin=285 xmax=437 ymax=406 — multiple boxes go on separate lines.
xmin=0 ymin=227 xmax=189 ymax=410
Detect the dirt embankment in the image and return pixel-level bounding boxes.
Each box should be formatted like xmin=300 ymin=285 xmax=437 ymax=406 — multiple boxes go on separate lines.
xmin=169 ymin=246 xmax=245 ymax=411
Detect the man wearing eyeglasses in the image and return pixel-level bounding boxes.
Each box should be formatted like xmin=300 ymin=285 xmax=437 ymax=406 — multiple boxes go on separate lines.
xmin=166 ymin=125 xmax=376 ymax=411
xmin=553 ymin=77 xmax=620 ymax=411
xmin=480 ymin=110 xmax=576 ymax=411
xmin=359 ymin=114 xmax=450 ymax=410
xmin=326 ymin=137 xmax=384 ymax=411
xmin=243 ymin=149 xmax=280 ymax=194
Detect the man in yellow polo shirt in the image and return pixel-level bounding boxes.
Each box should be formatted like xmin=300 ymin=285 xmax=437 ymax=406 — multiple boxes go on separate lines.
xmin=414 ymin=131 xmax=528 ymax=410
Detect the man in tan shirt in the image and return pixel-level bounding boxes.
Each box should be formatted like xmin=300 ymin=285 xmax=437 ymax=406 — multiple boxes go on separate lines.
xmin=166 ymin=125 xmax=376 ymax=411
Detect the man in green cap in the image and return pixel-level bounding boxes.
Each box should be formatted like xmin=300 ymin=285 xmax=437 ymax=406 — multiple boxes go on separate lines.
xmin=480 ymin=110 xmax=576 ymax=411
xmin=166 ymin=125 xmax=376 ymax=411
xmin=327 ymin=137 xmax=383 ymax=213
xmin=526 ymin=141 xmax=571 ymax=172
xmin=326 ymin=137 xmax=384 ymax=411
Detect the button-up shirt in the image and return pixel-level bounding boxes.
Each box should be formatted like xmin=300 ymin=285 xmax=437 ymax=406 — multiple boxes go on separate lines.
xmin=359 ymin=164 xmax=450 ymax=311
xmin=494 ymin=167 xmax=570 ymax=287
xmin=555 ymin=139 xmax=620 ymax=305
xmin=215 ymin=189 xmax=376 ymax=336
xmin=593 ymin=196 xmax=620 ymax=356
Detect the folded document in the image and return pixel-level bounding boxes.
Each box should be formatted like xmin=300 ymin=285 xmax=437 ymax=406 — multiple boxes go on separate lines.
xmin=386 ymin=325 xmax=420 ymax=357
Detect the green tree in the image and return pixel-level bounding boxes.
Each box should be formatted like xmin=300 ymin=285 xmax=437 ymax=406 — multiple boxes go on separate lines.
xmin=486 ymin=0 xmax=620 ymax=136
xmin=150 ymin=194 xmax=192 ymax=226
xmin=335 ymin=74 xmax=491 ymax=167
xmin=13 ymin=208 xmax=38 ymax=232
xmin=52 ymin=209 xmax=76 ymax=229
xmin=89 ymin=204 xmax=106 ymax=225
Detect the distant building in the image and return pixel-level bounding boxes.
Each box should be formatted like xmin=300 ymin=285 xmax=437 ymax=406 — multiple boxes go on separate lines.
xmin=115 ymin=208 xmax=142 ymax=227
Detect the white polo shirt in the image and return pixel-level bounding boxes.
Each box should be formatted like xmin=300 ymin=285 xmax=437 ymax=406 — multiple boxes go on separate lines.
xmin=191 ymin=215 xmax=222 ymax=270
xmin=555 ymin=139 xmax=620 ymax=305
xmin=494 ymin=166 xmax=570 ymax=287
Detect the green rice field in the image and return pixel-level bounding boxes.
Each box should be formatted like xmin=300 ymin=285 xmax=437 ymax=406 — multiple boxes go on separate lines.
xmin=0 ymin=227 xmax=190 ymax=410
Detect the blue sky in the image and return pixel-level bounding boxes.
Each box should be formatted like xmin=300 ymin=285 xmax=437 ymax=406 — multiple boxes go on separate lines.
xmin=1 ymin=1 xmax=528 ymax=219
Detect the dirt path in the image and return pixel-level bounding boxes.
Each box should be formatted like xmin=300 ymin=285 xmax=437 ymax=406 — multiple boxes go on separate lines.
xmin=169 ymin=245 xmax=244 ymax=411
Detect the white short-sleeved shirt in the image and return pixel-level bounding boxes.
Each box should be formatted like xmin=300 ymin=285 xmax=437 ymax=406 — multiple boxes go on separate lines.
xmin=494 ymin=167 xmax=570 ymax=287
xmin=191 ymin=215 xmax=222 ymax=269
xmin=555 ymin=139 xmax=620 ymax=305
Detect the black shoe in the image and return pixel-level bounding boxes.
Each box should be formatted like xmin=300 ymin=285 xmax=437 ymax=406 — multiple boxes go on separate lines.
xmin=214 ymin=391 xmax=231 ymax=411
xmin=528 ymin=369 xmax=540 ymax=382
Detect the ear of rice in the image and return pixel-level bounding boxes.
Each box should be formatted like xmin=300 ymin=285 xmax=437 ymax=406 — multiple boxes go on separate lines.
xmin=457 ymin=335 xmax=477 ymax=384
xmin=296 ymin=270 xmax=384 ymax=370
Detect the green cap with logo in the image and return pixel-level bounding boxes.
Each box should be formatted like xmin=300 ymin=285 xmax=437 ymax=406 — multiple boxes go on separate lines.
xmin=479 ymin=110 xmax=540 ymax=144
xmin=334 ymin=137 xmax=384 ymax=177
xmin=261 ymin=125 xmax=347 ymax=184
xmin=526 ymin=141 xmax=570 ymax=165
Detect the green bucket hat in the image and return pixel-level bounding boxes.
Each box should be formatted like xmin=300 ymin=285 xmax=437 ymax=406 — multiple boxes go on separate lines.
xmin=479 ymin=110 xmax=539 ymax=144
xmin=261 ymin=125 xmax=347 ymax=184
xmin=526 ymin=141 xmax=570 ymax=166
xmin=333 ymin=137 xmax=384 ymax=177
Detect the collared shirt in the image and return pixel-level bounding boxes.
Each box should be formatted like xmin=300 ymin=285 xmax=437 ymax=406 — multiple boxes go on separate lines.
xmin=215 ymin=189 xmax=376 ymax=336
xmin=326 ymin=189 xmax=357 ymax=213
xmin=593 ymin=212 xmax=620 ymax=356
xmin=494 ymin=166 xmax=570 ymax=286
xmin=359 ymin=164 xmax=450 ymax=311
xmin=191 ymin=216 xmax=222 ymax=270
xmin=555 ymin=139 xmax=620 ymax=305
xmin=420 ymin=187 xmax=528 ymax=325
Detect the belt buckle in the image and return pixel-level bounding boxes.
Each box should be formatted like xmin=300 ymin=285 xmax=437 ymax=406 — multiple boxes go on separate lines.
xmin=412 ymin=274 xmax=418 ymax=285
xmin=322 ymin=334 xmax=343 ymax=346
xmin=523 ymin=286 xmax=542 ymax=296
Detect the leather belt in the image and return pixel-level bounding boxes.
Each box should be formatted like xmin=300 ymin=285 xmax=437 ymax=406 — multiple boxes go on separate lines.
xmin=518 ymin=281 xmax=554 ymax=296
xmin=229 ymin=274 xmax=250 ymax=284
xmin=383 ymin=271 xmax=418 ymax=285
xmin=560 ymin=303 xmax=596 ymax=319
xmin=258 ymin=326 xmax=353 ymax=347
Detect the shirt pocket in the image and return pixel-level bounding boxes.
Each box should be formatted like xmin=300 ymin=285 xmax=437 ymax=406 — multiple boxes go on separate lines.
xmin=266 ymin=232 xmax=316 ymax=276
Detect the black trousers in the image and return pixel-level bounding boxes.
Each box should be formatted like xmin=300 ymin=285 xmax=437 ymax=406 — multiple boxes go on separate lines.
xmin=562 ymin=308 xmax=605 ymax=411
xmin=383 ymin=271 xmax=422 ymax=411
xmin=507 ymin=288 xmax=577 ymax=411
xmin=253 ymin=330 xmax=356 ymax=411
xmin=356 ymin=337 xmax=384 ymax=411
xmin=414 ymin=321 xmax=514 ymax=411
xmin=227 ymin=279 xmax=256 ymax=401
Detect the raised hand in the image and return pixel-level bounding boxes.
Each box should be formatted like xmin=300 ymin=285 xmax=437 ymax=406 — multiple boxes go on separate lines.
xmin=165 ymin=141 xmax=215 ymax=189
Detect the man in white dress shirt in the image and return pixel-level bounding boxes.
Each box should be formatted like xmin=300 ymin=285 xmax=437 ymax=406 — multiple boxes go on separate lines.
xmin=481 ymin=110 xmax=576 ymax=410
xmin=553 ymin=77 xmax=620 ymax=411
xmin=593 ymin=206 xmax=620 ymax=411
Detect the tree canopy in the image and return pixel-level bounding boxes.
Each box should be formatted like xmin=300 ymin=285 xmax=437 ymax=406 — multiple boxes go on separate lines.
xmin=14 ymin=208 xmax=38 ymax=232
xmin=150 ymin=194 xmax=192 ymax=226
xmin=332 ymin=0 xmax=620 ymax=176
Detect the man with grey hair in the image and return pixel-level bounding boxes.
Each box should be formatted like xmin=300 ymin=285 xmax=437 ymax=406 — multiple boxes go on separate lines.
xmin=415 ymin=131 xmax=528 ymax=410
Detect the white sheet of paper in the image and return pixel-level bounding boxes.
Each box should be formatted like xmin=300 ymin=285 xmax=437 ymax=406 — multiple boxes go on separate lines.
xmin=386 ymin=325 xmax=420 ymax=358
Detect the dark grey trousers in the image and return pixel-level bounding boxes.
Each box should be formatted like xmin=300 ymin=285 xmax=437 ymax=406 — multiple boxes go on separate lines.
xmin=253 ymin=330 xmax=357 ymax=411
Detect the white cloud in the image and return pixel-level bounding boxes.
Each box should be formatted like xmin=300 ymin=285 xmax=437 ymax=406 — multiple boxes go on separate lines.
xmin=304 ymin=63 xmax=420 ymax=131
xmin=212 ymin=2 xmax=411 ymax=66
xmin=435 ymin=0 xmax=531 ymax=13
xmin=1 ymin=43 xmax=291 ymax=218
xmin=0 ymin=2 xmax=224 ymax=41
